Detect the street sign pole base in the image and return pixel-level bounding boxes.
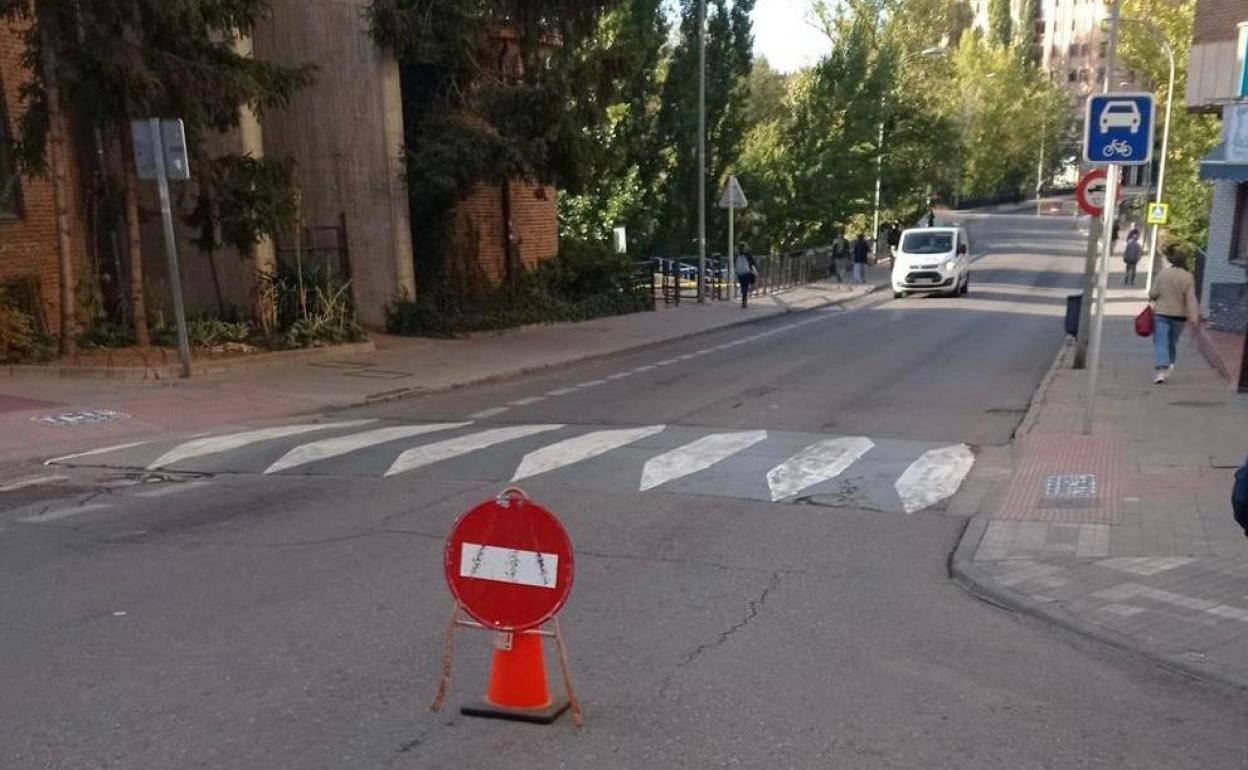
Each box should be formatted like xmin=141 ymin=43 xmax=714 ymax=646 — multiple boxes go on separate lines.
xmin=460 ymin=699 xmax=570 ymax=724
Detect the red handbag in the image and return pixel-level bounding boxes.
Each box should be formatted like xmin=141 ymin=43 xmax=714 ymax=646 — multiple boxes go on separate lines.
xmin=1135 ymin=305 xmax=1155 ymax=337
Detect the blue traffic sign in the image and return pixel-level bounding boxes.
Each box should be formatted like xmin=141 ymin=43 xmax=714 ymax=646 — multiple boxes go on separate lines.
xmin=1084 ymin=93 xmax=1155 ymax=165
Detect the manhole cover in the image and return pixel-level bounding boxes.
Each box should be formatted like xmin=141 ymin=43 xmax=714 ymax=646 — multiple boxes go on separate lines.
xmin=33 ymin=409 xmax=131 ymax=427
xmin=1042 ymin=473 xmax=1098 ymax=508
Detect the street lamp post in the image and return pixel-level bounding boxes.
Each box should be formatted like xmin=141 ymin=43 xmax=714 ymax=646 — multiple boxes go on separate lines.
xmin=873 ymin=45 xmax=945 ymax=245
xmin=696 ymin=0 xmax=707 ymax=303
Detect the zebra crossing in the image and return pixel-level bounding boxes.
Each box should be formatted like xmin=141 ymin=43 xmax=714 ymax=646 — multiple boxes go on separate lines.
xmin=45 ymin=420 xmax=977 ymax=514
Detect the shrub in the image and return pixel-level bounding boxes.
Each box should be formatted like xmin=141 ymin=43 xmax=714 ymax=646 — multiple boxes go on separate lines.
xmin=386 ymin=238 xmax=652 ymax=337
xmin=0 ymin=301 xmax=36 ymax=363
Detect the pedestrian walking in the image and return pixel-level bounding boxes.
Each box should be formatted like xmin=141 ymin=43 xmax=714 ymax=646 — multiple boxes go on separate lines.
xmin=735 ymin=242 xmax=758 ymax=308
xmin=1111 ymin=220 xmax=1120 ymax=253
xmin=852 ymin=233 xmax=870 ymax=284
xmin=1122 ymin=233 xmax=1142 ymax=285
xmin=1127 ymin=222 xmax=1140 ymax=243
xmin=926 ymin=210 xmax=936 ymax=228
xmin=830 ymin=231 xmax=849 ymax=283
xmin=1146 ymin=249 xmax=1200 ymax=384
xmin=887 ymin=222 xmax=901 ymax=260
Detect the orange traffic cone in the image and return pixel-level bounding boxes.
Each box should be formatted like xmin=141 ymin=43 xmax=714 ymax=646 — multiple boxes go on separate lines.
xmin=461 ymin=632 xmax=570 ymax=724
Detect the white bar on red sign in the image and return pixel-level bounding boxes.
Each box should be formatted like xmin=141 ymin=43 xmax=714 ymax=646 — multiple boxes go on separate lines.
xmin=460 ymin=543 xmax=559 ymax=589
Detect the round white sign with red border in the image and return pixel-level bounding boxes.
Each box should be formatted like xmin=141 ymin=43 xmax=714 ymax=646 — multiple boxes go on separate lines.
xmin=444 ymin=491 xmax=574 ymax=632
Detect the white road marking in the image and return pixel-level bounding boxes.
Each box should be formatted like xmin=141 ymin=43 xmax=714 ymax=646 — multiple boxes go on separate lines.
xmin=633 ymin=365 xmax=657 ymax=373
xmin=766 ymin=436 xmax=875 ymax=501
xmin=546 ymin=388 xmax=578 ymax=396
xmin=655 ymin=359 xmax=679 ymax=366
xmin=264 ymin=423 xmax=469 ymax=474
xmin=45 ymin=441 xmax=150 ymax=466
xmin=148 ymin=421 xmax=375 ymax=470
xmin=133 ymin=481 xmax=212 ymax=498
xmin=606 ymin=372 xmax=633 ymax=380
xmin=894 ymin=444 xmax=975 ymax=514
xmin=460 ymin=543 xmax=558 ymax=589
xmin=0 ymin=474 xmax=69 ymax=492
xmin=511 ymin=425 xmax=666 ymax=481
xmin=678 ymin=353 xmax=698 ymax=360
xmin=577 ymin=379 xmax=608 ymax=388
xmin=19 ymin=503 xmax=110 ymax=524
xmin=469 ymin=407 xmax=509 ymax=419
xmin=508 ymin=396 xmax=546 ymax=406
xmin=385 ymin=424 xmax=564 ymax=477
xmin=639 ymin=430 xmax=768 ymax=491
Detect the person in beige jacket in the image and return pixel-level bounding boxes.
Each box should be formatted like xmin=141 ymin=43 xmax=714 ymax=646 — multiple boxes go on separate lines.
xmin=1147 ymin=250 xmax=1200 ymax=384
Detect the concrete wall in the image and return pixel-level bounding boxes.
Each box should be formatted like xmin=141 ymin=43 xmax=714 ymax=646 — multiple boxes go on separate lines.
xmin=0 ymin=20 xmax=89 ymax=335
xmin=253 ymin=0 xmax=415 ymax=327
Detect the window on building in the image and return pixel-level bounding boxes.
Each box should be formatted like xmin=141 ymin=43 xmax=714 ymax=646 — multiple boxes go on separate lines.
xmin=0 ymin=86 xmax=19 ymax=217
xmin=1233 ymin=185 xmax=1248 ymax=266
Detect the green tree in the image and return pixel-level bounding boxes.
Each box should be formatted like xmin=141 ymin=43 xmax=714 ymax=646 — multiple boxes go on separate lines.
xmin=653 ymin=0 xmax=755 ymax=253
xmin=1118 ymin=0 xmax=1219 ymax=251
xmin=1015 ymin=0 xmax=1040 ymax=64
xmin=988 ymin=0 xmax=1012 ymax=49
xmin=0 ymin=0 xmax=312 ymax=343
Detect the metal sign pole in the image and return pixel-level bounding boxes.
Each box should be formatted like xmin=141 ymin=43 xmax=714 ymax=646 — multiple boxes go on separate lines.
xmin=1084 ymin=164 xmax=1119 ymax=435
xmin=149 ymin=118 xmax=192 ymax=378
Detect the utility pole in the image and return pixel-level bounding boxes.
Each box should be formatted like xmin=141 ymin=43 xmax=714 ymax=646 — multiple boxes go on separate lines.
xmin=1073 ymin=218 xmax=1102 ymax=369
xmin=696 ymin=0 xmax=707 ymax=303
xmin=1083 ymin=0 xmax=1123 ymax=435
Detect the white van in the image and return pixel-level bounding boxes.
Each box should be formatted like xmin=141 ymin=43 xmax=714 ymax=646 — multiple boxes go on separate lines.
xmin=890 ymin=226 xmax=971 ymax=299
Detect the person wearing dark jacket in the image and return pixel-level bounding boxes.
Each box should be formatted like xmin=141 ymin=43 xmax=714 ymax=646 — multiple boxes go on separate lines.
xmin=1234 ymin=455 xmax=1248 ymax=538
xmin=734 ymin=243 xmax=758 ymax=308
xmin=852 ymin=234 xmax=870 ymax=284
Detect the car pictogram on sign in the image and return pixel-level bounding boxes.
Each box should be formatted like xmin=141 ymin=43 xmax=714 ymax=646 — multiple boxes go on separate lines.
xmin=1099 ymin=101 xmax=1142 ymax=134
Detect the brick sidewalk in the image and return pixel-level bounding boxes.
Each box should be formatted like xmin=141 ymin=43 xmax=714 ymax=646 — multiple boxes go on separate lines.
xmin=954 ymin=284 xmax=1248 ymax=687
xmin=0 ymin=270 xmax=888 ymax=466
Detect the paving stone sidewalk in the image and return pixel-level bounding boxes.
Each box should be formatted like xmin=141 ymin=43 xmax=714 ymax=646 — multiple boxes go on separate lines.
xmin=0 ymin=270 xmax=887 ymax=466
xmin=954 ymin=285 xmax=1248 ymax=688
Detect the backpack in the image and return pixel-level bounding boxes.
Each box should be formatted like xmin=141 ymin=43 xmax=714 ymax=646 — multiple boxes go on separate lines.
xmin=1234 ymin=455 xmax=1248 ymax=537
xmin=1123 ymin=240 xmax=1142 ymax=264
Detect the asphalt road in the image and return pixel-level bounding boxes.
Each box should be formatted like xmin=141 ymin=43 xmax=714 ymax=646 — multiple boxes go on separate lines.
xmin=3 ymin=208 xmax=1247 ymax=769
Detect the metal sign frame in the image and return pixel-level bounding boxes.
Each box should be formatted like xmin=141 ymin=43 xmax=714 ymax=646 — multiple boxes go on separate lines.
xmin=1083 ymin=92 xmax=1156 ymax=165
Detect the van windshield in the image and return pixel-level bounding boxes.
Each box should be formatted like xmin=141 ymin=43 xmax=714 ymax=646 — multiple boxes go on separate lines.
xmin=901 ymin=231 xmax=954 ymax=254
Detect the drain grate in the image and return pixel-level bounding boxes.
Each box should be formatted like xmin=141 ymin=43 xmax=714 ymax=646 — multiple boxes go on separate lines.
xmin=1041 ymin=473 xmax=1098 ymax=508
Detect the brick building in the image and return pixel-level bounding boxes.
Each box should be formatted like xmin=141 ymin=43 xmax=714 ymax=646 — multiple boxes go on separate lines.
xmin=0 ymin=19 xmax=89 ymax=337
xmin=1189 ymin=0 xmax=1248 ymax=390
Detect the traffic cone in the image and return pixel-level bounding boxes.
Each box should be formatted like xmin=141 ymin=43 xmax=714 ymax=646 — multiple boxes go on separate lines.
xmin=461 ymin=632 xmax=570 ymax=724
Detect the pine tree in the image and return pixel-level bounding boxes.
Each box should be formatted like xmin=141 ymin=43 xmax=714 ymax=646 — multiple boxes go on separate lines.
xmin=988 ymin=0 xmax=1012 ymax=49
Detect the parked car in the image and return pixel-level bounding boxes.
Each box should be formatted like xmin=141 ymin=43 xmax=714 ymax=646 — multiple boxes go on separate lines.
xmin=890 ymin=226 xmax=971 ymax=299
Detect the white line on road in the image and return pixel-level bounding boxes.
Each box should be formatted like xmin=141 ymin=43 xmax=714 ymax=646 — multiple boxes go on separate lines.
xmin=265 ymin=423 xmax=470 ymax=474
xmin=148 ymin=421 xmax=375 ymax=470
xmin=546 ymin=388 xmax=578 ymax=396
xmin=385 ymin=424 xmax=564 ymax=477
xmin=640 ymin=430 xmax=768 ymax=491
xmin=655 ymin=359 xmax=679 ymax=366
xmin=469 ymin=407 xmax=509 ymax=419
xmin=133 ymin=481 xmax=213 ymax=498
xmin=511 ymin=425 xmax=666 ymax=481
xmin=508 ymin=396 xmax=547 ymax=406
xmin=19 ymin=503 xmax=110 ymax=524
xmin=460 ymin=543 xmax=558 ymax=589
xmin=766 ymin=436 xmax=875 ymax=502
xmin=633 ymin=365 xmax=657 ymax=373
xmin=0 ymin=474 xmax=69 ymax=492
xmin=576 ymin=379 xmax=608 ymax=388
xmin=606 ymin=372 xmax=633 ymax=380
xmin=895 ymin=444 xmax=975 ymax=514
xmin=45 ymin=441 xmax=151 ymax=466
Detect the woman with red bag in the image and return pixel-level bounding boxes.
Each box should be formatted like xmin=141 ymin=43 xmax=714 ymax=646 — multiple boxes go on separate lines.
xmin=1147 ymin=248 xmax=1200 ymax=384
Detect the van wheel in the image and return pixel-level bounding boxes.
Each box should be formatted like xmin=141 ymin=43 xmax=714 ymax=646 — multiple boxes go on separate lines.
xmin=960 ymin=275 xmax=970 ymax=295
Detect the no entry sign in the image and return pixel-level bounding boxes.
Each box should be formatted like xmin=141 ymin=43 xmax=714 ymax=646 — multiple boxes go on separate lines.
xmin=444 ymin=490 xmax=574 ymax=632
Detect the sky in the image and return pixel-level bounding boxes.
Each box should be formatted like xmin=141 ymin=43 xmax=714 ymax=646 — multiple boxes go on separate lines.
xmin=752 ymin=0 xmax=832 ymax=72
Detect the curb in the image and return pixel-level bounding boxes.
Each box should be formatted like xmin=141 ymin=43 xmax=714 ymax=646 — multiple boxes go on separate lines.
xmin=2 ymin=341 xmax=376 ymax=381
xmin=947 ymin=336 xmax=1248 ymax=694
xmin=323 ymin=280 xmax=893 ymax=412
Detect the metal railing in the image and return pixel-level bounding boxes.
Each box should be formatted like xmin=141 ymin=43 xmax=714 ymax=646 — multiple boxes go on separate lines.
xmin=648 ymin=247 xmax=842 ymax=305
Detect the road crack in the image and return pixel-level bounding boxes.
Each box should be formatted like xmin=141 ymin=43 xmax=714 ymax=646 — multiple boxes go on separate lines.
xmin=661 ymin=571 xmax=782 ymax=698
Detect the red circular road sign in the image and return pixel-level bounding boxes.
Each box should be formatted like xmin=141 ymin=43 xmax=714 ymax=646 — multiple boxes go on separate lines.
xmin=444 ymin=489 xmax=574 ymax=632
xmin=1076 ymin=169 xmax=1123 ymax=218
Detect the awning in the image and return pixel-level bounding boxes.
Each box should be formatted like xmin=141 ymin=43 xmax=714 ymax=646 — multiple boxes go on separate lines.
xmin=1199 ymin=142 xmax=1248 ymax=182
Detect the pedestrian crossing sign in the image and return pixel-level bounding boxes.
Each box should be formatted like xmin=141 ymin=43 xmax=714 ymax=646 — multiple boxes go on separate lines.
xmin=1147 ymin=203 xmax=1169 ymax=226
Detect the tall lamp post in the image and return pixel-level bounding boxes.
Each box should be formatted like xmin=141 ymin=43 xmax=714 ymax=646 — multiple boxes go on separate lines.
xmin=873 ymin=45 xmax=946 ymax=244
xmin=696 ymin=0 xmax=707 ymax=302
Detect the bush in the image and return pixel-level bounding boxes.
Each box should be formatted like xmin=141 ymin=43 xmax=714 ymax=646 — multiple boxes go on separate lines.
xmin=0 ymin=301 xmax=37 ymax=363
xmin=386 ymin=239 xmax=652 ymax=337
